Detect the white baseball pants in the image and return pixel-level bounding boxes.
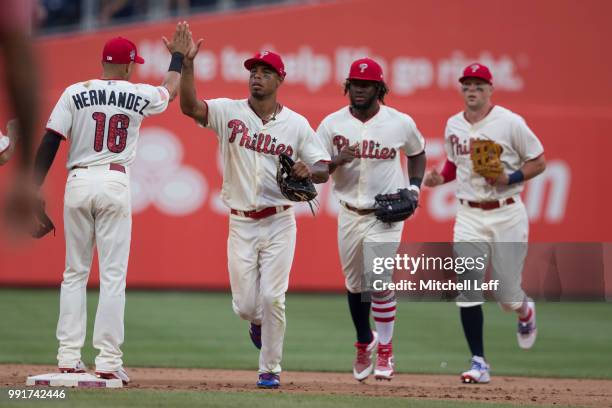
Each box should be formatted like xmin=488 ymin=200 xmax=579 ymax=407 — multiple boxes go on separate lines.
xmin=337 ymin=205 xmax=404 ymax=293
xmin=453 ymin=196 xmax=529 ymax=309
xmin=227 ymin=207 xmax=296 ymax=374
xmin=56 ymin=165 xmax=131 ymax=372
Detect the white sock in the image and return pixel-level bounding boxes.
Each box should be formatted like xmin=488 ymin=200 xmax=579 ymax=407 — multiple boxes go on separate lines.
xmin=473 ymin=355 xmax=487 ymax=364
xmin=371 ymin=290 xmax=396 ymax=345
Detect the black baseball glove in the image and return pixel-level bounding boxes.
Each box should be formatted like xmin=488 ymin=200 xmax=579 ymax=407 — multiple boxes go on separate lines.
xmin=276 ymin=153 xmax=318 ymax=213
xmin=31 ymin=198 xmax=55 ymax=238
xmin=374 ymin=188 xmax=419 ymax=223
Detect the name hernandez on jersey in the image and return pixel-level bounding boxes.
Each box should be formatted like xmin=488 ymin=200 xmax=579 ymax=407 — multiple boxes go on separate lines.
xmin=46 ymin=79 xmax=169 ymax=169
xmin=317 ymin=105 xmax=425 ymax=209
xmin=71 ymin=88 xmax=152 ymax=116
xmin=202 ymin=98 xmax=330 ymax=211
xmin=445 ymin=105 xmax=544 ymax=202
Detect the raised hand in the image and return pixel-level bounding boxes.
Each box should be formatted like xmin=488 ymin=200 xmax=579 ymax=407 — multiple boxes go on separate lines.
xmin=185 ymin=36 xmax=204 ymax=61
xmin=162 ymin=21 xmax=192 ymax=55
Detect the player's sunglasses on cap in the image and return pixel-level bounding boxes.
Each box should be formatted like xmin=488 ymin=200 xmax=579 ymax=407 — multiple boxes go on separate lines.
xmin=347 ymin=58 xmax=384 ymax=82
xmin=459 ymin=63 xmax=493 ymax=85
xmin=244 ymin=50 xmax=286 ymax=79
xmin=102 ymin=37 xmax=145 ymax=65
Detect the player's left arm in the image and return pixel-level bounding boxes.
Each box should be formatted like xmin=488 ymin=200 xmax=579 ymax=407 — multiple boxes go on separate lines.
xmin=490 ymin=154 xmax=546 ymax=186
xmin=407 ymin=150 xmax=427 ymax=191
xmin=489 ymin=116 xmax=546 ymax=186
xmin=34 ymin=88 xmax=72 ymax=186
xmin=402 ymin=116 xmax=427 ymax=193
xmin=33 ymin=130 xmax=64 ymax=187
xmin=519 ymin=154 xmax=546 ymax=181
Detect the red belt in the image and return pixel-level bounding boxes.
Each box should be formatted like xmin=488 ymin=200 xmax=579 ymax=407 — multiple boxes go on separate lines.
xmin=459 ymin=197 xmax=515 ymax=210
xmin=231 ymin=205 xmax=290 ymax=219
xmin=71 ymin=163 xmax=126 ymax=173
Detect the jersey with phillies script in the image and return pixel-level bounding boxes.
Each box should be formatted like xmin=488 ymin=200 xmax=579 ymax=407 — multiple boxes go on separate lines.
xmin=445 ymin=105 xmax=544 ymax=201
xmin=317 ymin=105 xmax=425 ymax=209
xmin=202 ymin=98 xmax=330 ymax=211
xmin=46 ymin=79 xmax=169 ymax=169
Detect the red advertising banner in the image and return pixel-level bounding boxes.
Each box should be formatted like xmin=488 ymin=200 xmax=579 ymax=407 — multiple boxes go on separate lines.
xmin=1 ymin=0 xmax=611 ymax=293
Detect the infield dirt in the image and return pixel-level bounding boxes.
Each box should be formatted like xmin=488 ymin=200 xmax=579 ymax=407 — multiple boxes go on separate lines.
xmin=2 ymin=364 xmax=612 ymax=407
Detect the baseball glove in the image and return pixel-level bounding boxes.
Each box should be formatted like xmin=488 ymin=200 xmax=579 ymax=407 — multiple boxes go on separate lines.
xmin=31 ymin=198 xmax=55 ymax=238
xmin=276 ymin=153 xmax=318 ymax=214
xmin=374 ymin=188 xmax=419 ymax=223
xmin=470 ymin=139 xmax=504 ymax=179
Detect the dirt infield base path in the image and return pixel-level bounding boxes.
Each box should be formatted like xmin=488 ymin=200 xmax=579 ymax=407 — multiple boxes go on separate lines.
xmin=2 ymin=364 xmax=612 ymax=407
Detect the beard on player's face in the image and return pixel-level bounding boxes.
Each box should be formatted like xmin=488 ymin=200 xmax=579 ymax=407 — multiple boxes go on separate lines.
xmin=348 ymin=81 xmax=379 ymax=110
xmin=249 ymin=86 xmax=270 ymax=99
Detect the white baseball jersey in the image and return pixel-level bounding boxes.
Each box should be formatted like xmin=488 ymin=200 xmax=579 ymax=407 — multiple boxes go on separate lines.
xmin=46 ymin=79 xmax=170 ymax=169
xmin=0 ymin=135 xmax=9 ymax=154
xmin=203 ymin=98 xmax=330 ymax=211
xmin=317 ymin=105 xmax=425 ymax=209
xmin=445 ymin=105 xmax=544 ymax=202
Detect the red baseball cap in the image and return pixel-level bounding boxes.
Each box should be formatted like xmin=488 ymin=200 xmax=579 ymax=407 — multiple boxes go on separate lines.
xmin=347 ymin=58 xmax=384 ymax=82
xmin=102 ymin=37 xmax=144 ymax=65
xmin=459 ymin=63 xmax=492 ymax=84
xmin=244 ymin=50 xmax=286 ymax=79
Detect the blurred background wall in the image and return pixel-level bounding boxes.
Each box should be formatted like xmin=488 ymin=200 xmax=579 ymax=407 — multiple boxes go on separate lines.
xmin=1 ymin=0 xmax=610 ymax=295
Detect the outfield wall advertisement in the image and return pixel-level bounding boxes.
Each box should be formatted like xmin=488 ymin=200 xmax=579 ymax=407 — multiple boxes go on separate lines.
xmin=1 ymin=0 xmax=611 ymax=294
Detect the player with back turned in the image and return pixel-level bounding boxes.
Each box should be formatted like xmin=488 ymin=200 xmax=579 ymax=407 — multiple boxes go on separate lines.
xmin=424 ymin=63 xmax=546 ymax=384
xmin=31 ymin=22 xmax=192 ymax=385
xmin=317 ymin=58 xmax=426 ymax=382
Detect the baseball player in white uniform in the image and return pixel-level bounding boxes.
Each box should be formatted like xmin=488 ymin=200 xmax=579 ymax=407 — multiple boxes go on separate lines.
xmin=424 ymin=63 xmax=546 ymax=384
xmin=179 ymin=40 xmax=330 ymax=389
xmin=317 ymin=58 xmax=426 ymax=382
xmin=32 ymin=23 xmax=193 ymax=385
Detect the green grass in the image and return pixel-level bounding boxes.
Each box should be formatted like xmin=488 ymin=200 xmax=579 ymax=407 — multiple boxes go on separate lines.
xmin=0 ymin=289 xmax=611 ymax=379
xmin=0 ymin=388 xmax=547 ymax=408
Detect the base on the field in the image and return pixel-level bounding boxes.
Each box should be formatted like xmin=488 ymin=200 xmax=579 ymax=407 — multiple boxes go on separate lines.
xmin=26 ymin=373 xmax=122 ymax=388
